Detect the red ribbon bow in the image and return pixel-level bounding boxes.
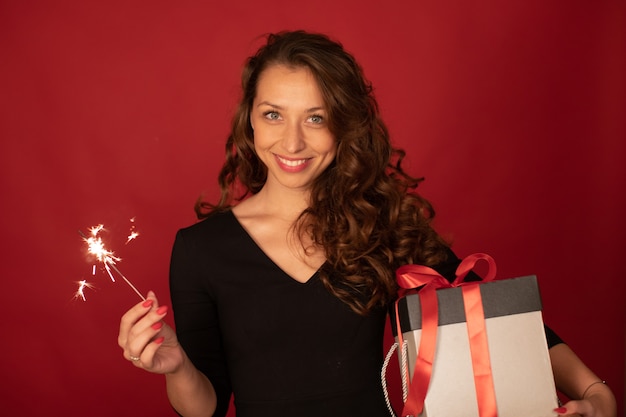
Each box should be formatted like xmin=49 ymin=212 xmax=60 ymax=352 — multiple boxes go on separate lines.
xmin=394 ymin=253 xmax=498 ymax=417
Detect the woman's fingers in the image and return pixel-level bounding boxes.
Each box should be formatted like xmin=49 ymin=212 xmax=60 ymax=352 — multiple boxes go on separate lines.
xmin=138 ymin=323 xmax=184 ymax=374
xmin=117 ymin=293 xmax=184 ymax=374
xmin=118 ymin=293 xmax=156 ymax=348
xmin=555 ymin=399 xmax=593 ymax=417
xmin=138 ymin=335 xmax=166 ymax=368
xmin=126 ymin=319 xmax=167 ymax=364
xmin=118 ymin=291 xmax=168 ymax=363
xmin=125 ymin=307 xmax=168 ymax=361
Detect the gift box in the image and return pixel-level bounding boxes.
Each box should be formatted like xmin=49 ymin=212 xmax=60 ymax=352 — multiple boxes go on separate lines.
xmin=389 ymin=255 xmax=559 ymax=417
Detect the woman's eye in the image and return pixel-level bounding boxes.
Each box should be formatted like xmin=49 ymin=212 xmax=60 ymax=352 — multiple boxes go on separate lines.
xmin=308 ymin=115 xmax=324 ymax=124
xmin=264 ymin=111 xmax=280 ymax=120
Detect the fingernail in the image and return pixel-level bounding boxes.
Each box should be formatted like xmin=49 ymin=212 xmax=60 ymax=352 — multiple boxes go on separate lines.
xmin=156 ymin=305 xmax=168 ymax=315
xmin=155 ymin=336 xmax=165 ymax=344
xmin=142 ymin=299 xmax=153 ymax=308
xmin=554 ymin=407 xmax=567 ymax=414
xmin=151 ymin=322 xmax=163 ymax=331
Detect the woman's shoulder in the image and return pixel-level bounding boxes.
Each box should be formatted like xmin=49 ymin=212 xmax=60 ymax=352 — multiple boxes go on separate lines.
xmin=177 ymin=209 xmax=238 ymax=240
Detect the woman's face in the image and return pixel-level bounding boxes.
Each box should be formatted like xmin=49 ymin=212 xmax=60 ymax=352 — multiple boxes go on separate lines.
xmin=250 ymin=64 xmax=336 ymax=193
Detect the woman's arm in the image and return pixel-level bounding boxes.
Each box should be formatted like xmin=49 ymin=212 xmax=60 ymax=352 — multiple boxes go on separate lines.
xmin=118 ymin=291 xmax=218 ymax=416
xmin=550 ymin=343 xmax=617 ymax=417
xmin=165 ymin=349 xmax=218 ymax=417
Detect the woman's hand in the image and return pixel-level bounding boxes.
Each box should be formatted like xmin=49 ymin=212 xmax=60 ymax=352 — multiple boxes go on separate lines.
xmin=555 ymin=385 xmax=615 ymax=417
xmin=550 ymin=344 xmax=617 ymax=417
xmin=118 ymin=291 xmax=219 ymax=416
xmin=118 ymin=290 xmax=184 ymax=374
xmin=554 ymin=400 xmax=595 ymax=417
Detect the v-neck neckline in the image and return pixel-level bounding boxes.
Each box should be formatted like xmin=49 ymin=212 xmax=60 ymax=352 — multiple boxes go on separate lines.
xmin=226 ymin=210 xmax=322 ymax=285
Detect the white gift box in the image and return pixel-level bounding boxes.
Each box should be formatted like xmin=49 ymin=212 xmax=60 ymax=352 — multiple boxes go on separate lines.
xmin=391 ymin=275 xmax=559 ymax=417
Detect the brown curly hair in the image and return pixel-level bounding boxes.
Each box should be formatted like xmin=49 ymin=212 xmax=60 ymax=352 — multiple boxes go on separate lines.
xmin=196 ymin=30 xmax=449 ymax=315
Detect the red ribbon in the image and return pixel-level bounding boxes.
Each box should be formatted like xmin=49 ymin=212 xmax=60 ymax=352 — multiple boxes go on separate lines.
xmin=394 ymin=253 xmax=498 ymax=417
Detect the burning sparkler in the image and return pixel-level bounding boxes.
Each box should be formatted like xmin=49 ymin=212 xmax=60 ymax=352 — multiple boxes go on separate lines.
xmin=78 ymin=224 xmax=145 ymax=301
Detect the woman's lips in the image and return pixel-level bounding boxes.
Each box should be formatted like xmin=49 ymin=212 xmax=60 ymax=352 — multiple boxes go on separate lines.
xmin=274 ymin=154 xmax=311 ymax=172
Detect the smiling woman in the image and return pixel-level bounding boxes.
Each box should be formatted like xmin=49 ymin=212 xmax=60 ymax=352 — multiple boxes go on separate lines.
xmin=117 ymin=30 xmax=452 ymax=417
xmin=0 ymin=1 xmax=623 ymax=416
xmin=115 ymin=30 xmax=617 ymax=417
xmin=250 ymin=65 xmax=337 ymax=190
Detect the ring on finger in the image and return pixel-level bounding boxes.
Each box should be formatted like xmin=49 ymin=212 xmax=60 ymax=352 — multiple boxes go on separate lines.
xmin=129 ymin=355 xmax=140 ymax=361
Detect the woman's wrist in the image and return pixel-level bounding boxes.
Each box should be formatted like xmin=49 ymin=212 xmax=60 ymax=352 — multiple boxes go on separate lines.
xmin=583 ymin=381 xmax=617 ymax=417
xmin=165 ymin=346 xmax=194 ymax=377
xmin=581 ymin=380 xmax=606 ymax=399
xmin=165 ymin=351 xmax=216 ymax=417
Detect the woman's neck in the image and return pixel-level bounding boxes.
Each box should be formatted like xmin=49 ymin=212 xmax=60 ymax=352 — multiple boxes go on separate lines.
xmin=249 ymin=184 xmax=311 ymax=221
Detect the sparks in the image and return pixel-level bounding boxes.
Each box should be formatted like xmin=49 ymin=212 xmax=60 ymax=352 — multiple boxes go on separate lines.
xmin=126 ymin=231 xmax=139 ymax=244
xmin=74 ymin=280 xmax=94 ymax=301
xmin=79 ymin=225 xmax=145 ymax=300
xmin=84 ymin=225 xmax=121 ymax=279
xmin=126 ymin=217 xmax=139 ymax=244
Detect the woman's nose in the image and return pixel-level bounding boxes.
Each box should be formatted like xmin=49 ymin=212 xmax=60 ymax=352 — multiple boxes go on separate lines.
xmin=281 ymin=121 xmax=306 ymax=153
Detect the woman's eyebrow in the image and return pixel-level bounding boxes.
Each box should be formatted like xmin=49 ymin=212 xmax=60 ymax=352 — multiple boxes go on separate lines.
xmin=256 ymin=101 xmax=326 ymax=113
xmin=256 ymin=101 xmax=282 ymax=109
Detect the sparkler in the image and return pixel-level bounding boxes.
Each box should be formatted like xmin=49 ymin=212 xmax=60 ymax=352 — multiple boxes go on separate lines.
xmin=78 ymin=224 xmax=145 ymax=301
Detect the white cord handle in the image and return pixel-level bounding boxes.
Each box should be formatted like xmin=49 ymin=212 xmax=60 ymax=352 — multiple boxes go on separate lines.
xmin=381 ymin=340 xmax=410 ymax=417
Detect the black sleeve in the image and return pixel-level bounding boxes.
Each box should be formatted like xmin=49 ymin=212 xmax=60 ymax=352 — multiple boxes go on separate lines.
xmin=544 ymin=324 xmax=565 ymax=348
xmin=431 ymin=247 xmax=482 ymax=282
xmin=169 ymin=229 xmax=232 ymax=417
xmin=432 ymin=247 xmax=565 ymax=349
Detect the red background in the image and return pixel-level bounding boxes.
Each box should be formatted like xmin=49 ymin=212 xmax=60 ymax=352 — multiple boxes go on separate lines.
xmin=1 ymin=1 xmax=624 ymax=416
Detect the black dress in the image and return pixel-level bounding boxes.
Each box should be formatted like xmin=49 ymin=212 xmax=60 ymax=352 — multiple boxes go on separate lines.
xmin=169 ymin=210 xmax=389 ymax=416
xmin=169 ymin=210 xmax=563 ymax=416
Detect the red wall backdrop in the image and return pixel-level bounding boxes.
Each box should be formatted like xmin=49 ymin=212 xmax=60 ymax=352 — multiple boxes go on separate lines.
xmin=1 ymin=1 xmax=624 ymax=416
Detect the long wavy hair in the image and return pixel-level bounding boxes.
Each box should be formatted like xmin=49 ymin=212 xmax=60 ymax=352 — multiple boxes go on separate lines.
xmin=196 ymin=30 xmax=449 ymax=315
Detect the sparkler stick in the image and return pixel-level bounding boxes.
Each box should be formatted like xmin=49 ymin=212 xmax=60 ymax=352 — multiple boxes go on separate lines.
xmin=78 ymin=226 xmax=145 ymax=301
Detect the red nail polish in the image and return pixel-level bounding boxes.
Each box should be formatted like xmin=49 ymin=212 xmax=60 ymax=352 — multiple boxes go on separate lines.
xmin=151 ymin=322 xmax=163 ymax=331
xmin=554 ymin=407 xmax=567 ymax=414
xmin=142 ymin=299 xmax=153 ymax=308
xmin=155 ymin=336 xmax=165 ymax=344
xmin=156 ymin=305 xmax=168 ymax=315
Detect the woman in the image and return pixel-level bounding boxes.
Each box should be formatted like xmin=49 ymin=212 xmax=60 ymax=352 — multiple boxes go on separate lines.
xmin=118 ymin=31 xmax=616 ymax=417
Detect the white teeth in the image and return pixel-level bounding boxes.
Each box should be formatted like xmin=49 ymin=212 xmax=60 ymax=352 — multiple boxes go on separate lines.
xmin=277 ymin=156 xmax=307 ymax=167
